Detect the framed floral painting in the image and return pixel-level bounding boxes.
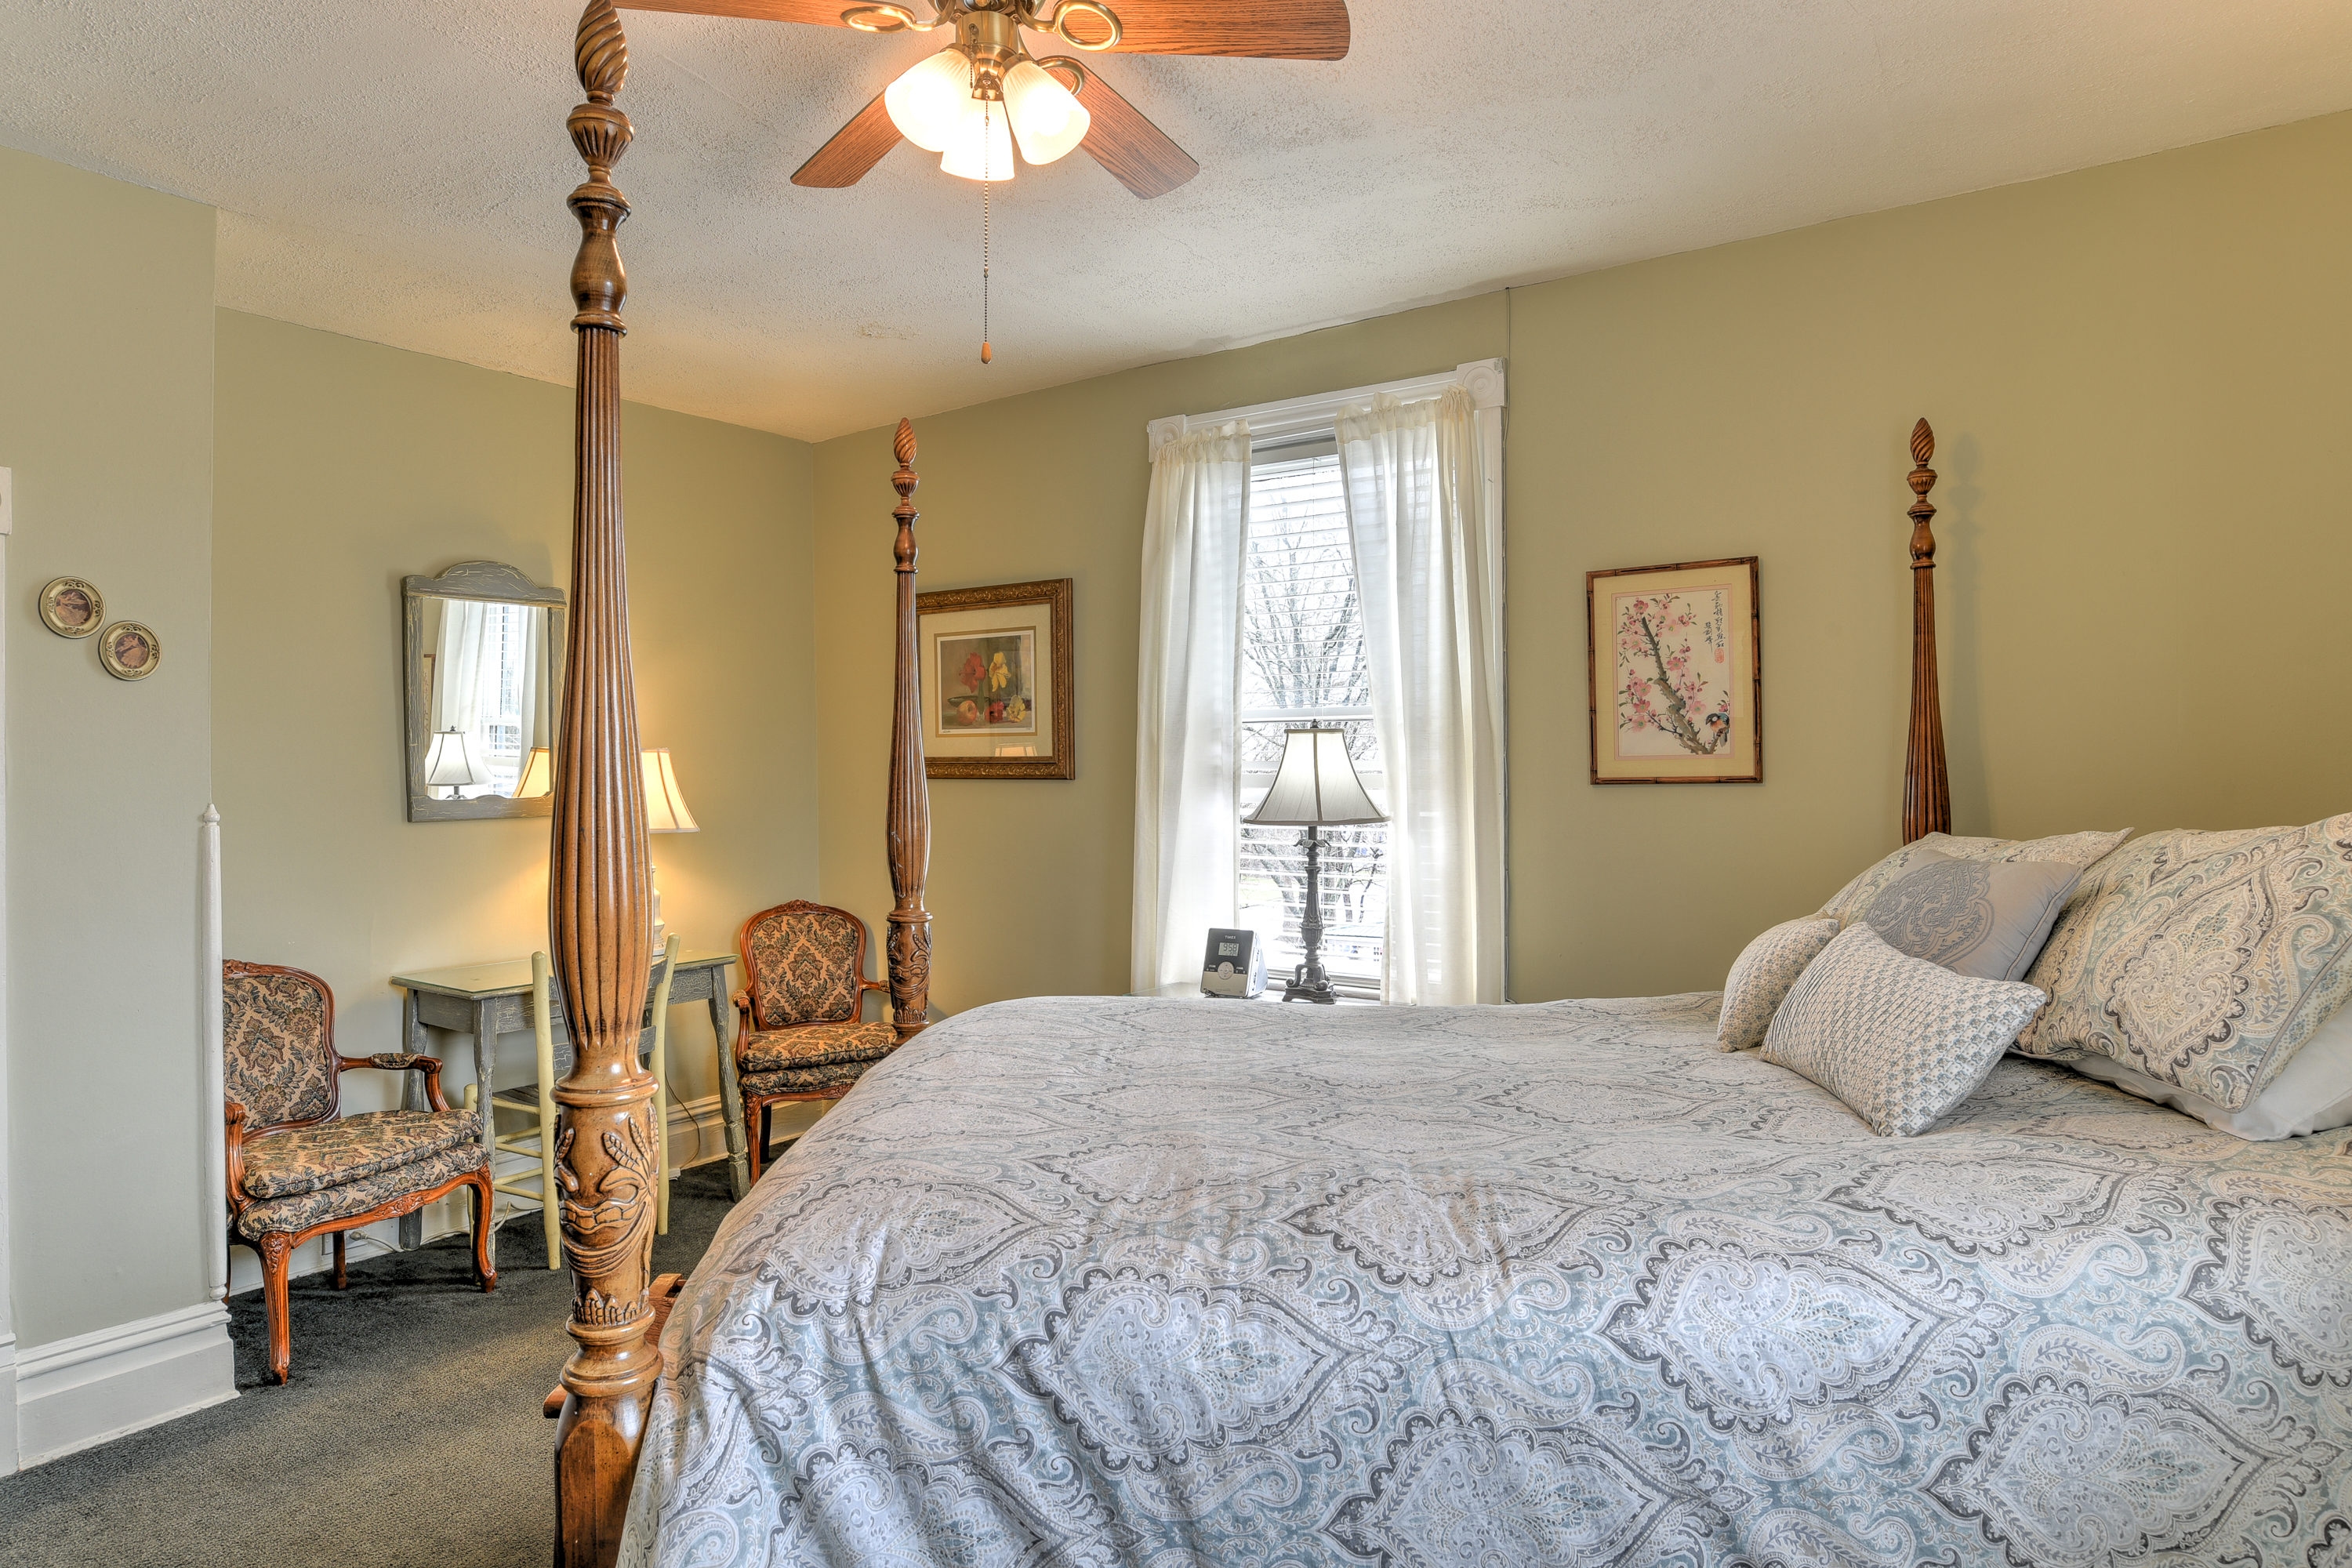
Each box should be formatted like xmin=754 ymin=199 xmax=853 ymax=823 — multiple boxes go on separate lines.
xmin=1586 ymin=557 xmax=1761 ymax=784
xmin=916 ymin=578 xmax=1074 ymax=779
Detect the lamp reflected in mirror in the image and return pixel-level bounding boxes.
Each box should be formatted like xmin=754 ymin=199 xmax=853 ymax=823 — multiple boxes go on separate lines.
xmin=423 ymin=728 xmax=478 ymax=795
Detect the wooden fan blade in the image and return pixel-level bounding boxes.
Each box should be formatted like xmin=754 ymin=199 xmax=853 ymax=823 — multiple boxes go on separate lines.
xmin=621 ymin=0 xmax=858 ymax=25
xmin=1051 ymin=0 xmax=1348 ymax=59
xmin=793 ymin=93 xmax=903 ymax=187
xmin=1073 ymin=70 xmax=1198 ymax=198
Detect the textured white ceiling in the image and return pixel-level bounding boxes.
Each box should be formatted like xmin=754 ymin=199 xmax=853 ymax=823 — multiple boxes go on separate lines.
xmin=2 ymin=1 xmax=2348 ymax=440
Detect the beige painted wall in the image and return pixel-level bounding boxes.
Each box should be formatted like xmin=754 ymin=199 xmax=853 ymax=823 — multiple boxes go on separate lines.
xmin=212 ymin=313 xmax=821 ymax=1199
xmin=812 ymin=107 xmax=2352 ymax=1012
xmin=2 ymin=150 xmax=217 ymax=1348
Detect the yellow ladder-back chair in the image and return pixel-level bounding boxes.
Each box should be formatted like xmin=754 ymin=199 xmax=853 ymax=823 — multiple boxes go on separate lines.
xmin=477 ymin=934 xmax=679 ymax=1267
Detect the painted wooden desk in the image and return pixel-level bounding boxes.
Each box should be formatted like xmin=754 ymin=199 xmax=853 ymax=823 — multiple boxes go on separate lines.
xmin=390 ymin=949 xmax=753 ymax=1247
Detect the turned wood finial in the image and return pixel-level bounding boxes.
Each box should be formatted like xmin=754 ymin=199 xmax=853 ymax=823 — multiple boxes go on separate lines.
xmin=575 ymin=0 xmax=628 ymax=103
xmin=1907 ymin=417 xmax=1937 ymax=567
xmin=892 ymin=418 xmax=920 ymax=571
xmin=567 ymin=0 xmax=632 ymax=331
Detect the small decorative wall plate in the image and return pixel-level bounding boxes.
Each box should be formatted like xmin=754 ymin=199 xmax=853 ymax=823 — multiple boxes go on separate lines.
xmin=38 ymin=577 xmax=103 ymax=638
xmin=98 ymin=621 xmax=161 ymax=681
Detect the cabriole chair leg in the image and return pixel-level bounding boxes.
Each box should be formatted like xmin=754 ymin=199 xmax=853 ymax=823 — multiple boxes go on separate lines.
xmin=258 ymin=1232 xmax=295 ymax=1385
xmin=472 ymin=1170 xmax=499 ymax=1292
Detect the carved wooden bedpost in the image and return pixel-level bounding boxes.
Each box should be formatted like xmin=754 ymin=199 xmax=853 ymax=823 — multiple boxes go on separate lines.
xmin=1902 ymin=418 xmax=1951 ymax=844
xmin=887 ymin=419 xmax=933 ymax=1039
xmin=550 ymin=2 xmax=659 ymax=1562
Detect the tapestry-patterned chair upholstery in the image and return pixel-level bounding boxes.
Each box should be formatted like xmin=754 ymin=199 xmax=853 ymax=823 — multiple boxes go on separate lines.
xmin=222 ymin=960 xmax=496 ymax=1383
xmin=733 ymin=902 xmax=899 ymax=1182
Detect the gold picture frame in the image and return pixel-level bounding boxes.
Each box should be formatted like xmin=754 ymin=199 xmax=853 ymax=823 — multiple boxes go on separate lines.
xmin=39 ymin=576 xmax=103 ymax=638
xmin=1586 ymin=557 xmax=1761 ymax=784
xmin=97 ymin=620 xmax=162 ymax=681
xmin=917 ymin=578 xmax=1074 ymax=779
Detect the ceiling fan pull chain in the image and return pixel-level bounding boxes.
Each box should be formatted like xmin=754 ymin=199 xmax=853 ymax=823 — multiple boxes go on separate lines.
xmin=981 ymin=99 xmax=994 ymax=365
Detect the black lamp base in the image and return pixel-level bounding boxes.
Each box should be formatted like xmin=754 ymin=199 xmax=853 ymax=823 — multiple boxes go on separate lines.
xmin=1281 ymin=970 xmax=1341 ymax=1005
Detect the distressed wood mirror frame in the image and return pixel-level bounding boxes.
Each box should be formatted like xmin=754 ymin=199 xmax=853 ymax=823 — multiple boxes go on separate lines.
xmin=401 ymin=559 xmax=568 ymax=822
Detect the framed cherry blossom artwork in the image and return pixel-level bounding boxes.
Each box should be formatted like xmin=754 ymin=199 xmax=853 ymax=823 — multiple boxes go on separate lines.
xmin=1586 ymin=557 xmax=1761 ymax=784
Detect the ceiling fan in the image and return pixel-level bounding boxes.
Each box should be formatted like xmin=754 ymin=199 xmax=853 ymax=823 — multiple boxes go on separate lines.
xmin=618 ymin=0 xmax=1352 ymax=198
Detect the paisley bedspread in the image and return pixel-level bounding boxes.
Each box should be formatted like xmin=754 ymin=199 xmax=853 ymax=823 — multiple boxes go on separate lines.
xmin=620 ymin=993 xmax=2352 ymax=1567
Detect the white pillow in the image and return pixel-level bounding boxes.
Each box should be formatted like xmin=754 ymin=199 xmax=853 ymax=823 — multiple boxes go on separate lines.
xmin=2064 ymin=1001 xmax=2352 ymax=1140
xmin=1717 ymin=917 xmax=1839 ymax=1051
xmin=1762 ymin=924 xmax=2047 ymax=1137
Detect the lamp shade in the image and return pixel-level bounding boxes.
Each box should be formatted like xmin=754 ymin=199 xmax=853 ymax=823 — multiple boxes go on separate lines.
xmin=1243 ymin=728 xmax=1385 ymax=826
xmin=884 ymin=46 xmax=974 ymax=152
xmin=510 ymin=746 xmax=553 ymax=799
xmin=1003 ymin=60 xmax=1089 ymax=165
xmin=641 ymin=749 xmax=699 ymax=834
xmin=423 ymin=728 xmax=477 ymax=789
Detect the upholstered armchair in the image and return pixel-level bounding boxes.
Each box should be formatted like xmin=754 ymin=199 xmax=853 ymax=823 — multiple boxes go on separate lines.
xmin=223 ymin=960 xmax=496 ymax=1384
xmin=731 ymin=901 xmax=901 ymax=1181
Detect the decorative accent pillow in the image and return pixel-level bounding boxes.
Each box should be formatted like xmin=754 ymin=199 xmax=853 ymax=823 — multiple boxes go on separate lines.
xmin=1716 ymin=917 xmax=1839 ymax=1051
xmin=2063 ymin=999 xmax=2352 ymax=1140
xmin=1860 ymin=851 xmax=2082 ymax=982
xmin=2016 ymin=813 xmax=2352 ymax=1111
xmin=1819 ymin=829 xmax=2130 ymax=927
xmin=1761 ymin=924 xmax=2047 ymax=1137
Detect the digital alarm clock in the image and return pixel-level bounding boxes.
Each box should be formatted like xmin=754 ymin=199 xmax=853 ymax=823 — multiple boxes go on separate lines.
xmin=1200 ymin=927 xmax=1267 ymax=998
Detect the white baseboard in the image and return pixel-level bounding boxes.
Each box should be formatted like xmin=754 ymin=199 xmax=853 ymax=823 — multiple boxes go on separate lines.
xmin=15 ymin=1301 xmax=235 ymax=1468
xmin=0 ymin=1333 xmax=17 ymax=1474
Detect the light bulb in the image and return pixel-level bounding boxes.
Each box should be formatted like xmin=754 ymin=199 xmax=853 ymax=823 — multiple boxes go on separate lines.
xmin=1003 ymin=60 xmax=1089 ymax=165
xmin=884 ymin=48 xmax=974 ymax=153
xmin=939 ymin=96 xmax=1016 ymax=181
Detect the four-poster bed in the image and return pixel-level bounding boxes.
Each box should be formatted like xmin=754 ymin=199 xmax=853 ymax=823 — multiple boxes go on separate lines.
xmin=543 ymin=9 xmax=2350 ymax=1564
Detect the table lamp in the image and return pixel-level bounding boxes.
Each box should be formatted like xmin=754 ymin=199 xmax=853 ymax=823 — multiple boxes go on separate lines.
xmin=423 ymin=728 xmax=477 ymax=797
xmin=642 ymin=749 xmax=699 ymax=946
xmin=1242 ymin=727 xmax=1386 ymax=1004
xmin=510 ymin=746 xmax=552 ymax=799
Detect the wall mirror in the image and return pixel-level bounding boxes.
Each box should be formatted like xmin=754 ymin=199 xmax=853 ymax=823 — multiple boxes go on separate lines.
xmin=402 ymin=561 xmax=567 ymax=822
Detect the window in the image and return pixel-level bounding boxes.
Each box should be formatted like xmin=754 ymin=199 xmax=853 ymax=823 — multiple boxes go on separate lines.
xmin=1236 ymin=437 xmax=1387 ymax=992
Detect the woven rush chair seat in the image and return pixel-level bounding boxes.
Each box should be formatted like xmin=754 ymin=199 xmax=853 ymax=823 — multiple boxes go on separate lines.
xmin=238 ymin=1107 xmax=484 ymax=1199
xmin=739 ymin=1019 xmax=899 ymax=1073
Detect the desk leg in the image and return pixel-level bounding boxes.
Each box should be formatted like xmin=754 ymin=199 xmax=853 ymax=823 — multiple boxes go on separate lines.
xmin=710 ymin=993 xmax=750 ymax=1201
xmin=398 ymin=989 xmax=425 ymax=1250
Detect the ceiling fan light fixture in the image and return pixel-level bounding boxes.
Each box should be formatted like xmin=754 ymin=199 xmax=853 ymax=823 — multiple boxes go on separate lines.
xmin=884 ymin=46 xmax=974 ymax=153
xmin=1002 ymin=59 xmax=1090 ymax=165
xmin=939 ymin=96 xmax=1016 ymax=181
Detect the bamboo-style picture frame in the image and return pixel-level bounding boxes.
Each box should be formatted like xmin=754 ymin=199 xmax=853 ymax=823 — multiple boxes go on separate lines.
xmin=1586 ymin=557 xmax=1762 ymax=784
xmin=918 ymin=577 xmax=1075 ymax=779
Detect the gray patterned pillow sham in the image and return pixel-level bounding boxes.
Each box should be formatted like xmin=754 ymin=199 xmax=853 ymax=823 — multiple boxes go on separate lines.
xmin=1716 ymin=916 xmax=1838 ymax=1051
xmin=2016 ymin=812 xmax=2352 ymax=1111
xmin=1819 ymin=828 xmax=2129 ymax=927
xmin=2063 ymin=997 xmax=2352 ymax=1139
xmin=1860 ymin=851 xmax=2081 ymax=982
xmin=1762 ymin=924 xmax=2047 ymax=1136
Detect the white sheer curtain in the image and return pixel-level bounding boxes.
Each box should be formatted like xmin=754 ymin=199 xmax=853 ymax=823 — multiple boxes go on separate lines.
xmin=430 ymin=600 xmax=489 ymax=797
xmin=1338 ymin=387 xmax=1505 ymax=1004
xmin=1131 ymin=420 xmax=1252 ymax=993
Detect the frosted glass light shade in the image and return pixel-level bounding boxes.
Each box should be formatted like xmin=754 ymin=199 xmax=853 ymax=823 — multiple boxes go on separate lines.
xmin=641 ymin=748 xmax=700 ymax=833
xmin=1003 ymin=60 xmax=1089 ymax=165
xmin=939 ymin=96 xmax=1015 ymax=180
xmin=884 ymin=47 xmax=974 ymax=152
xmin=1245 ymin=728 xmax=1386 ymax=826
xmin=424 ymin=728 xmax=477 ymax=788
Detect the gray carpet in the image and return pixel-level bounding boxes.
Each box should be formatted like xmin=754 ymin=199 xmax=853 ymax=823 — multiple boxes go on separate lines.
xmin=0 ymin=1163 xmax=739 ymax=1568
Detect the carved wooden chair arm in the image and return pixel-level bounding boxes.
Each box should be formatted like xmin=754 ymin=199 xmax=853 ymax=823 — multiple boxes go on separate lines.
xmin=224 ymin=1101 xmax=251 ymax=1210
xmin=339 ymin=1051 xmax=452 ymax=1112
